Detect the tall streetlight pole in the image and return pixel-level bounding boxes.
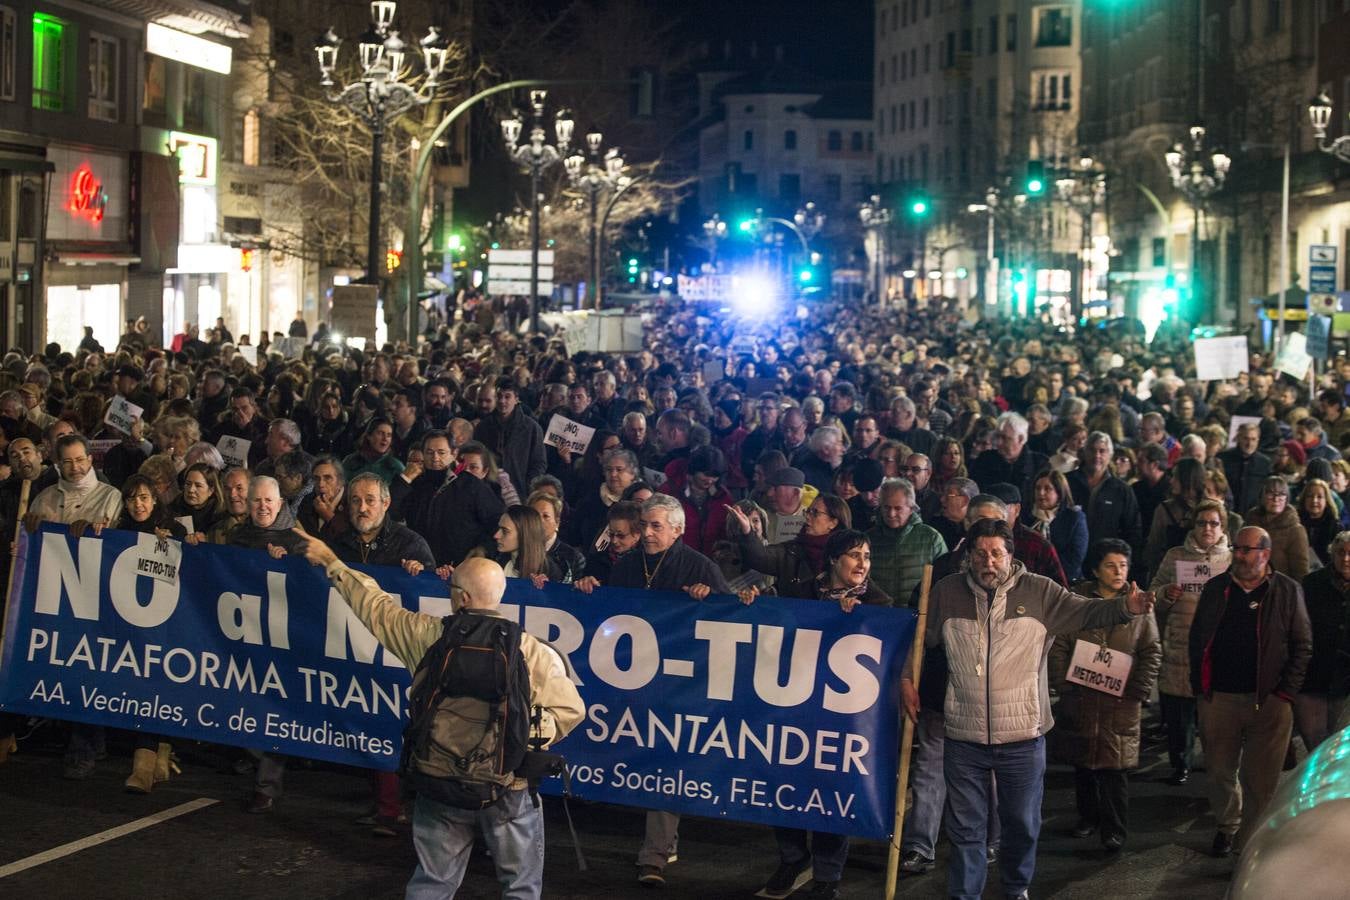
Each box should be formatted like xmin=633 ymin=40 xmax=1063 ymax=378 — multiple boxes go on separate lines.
xmin=501 ymin=90 xmax=574 ymax=333
xmin=314 ymin=2 xmax=450 ymax=293
xmin=1055 ymin=156 xmax=1107 ymax=323
xmin=859 ymin=195 xmax=892 ymax=306
xmin=565 ymin=135 xmax=627 ymax=310
xmin=967 ymin=188 xmax=999 ymax=312
xmin=1164 ymin=125 xmax=1231 ymax=326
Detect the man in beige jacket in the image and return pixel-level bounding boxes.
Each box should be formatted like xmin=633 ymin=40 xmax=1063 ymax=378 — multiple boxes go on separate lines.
xmin=295 ymin=530 xmax=584 ymax=900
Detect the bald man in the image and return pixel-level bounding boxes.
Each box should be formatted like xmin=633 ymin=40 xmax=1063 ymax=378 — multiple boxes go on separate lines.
xmin=295 ymin=533 xmax=584 ymax=900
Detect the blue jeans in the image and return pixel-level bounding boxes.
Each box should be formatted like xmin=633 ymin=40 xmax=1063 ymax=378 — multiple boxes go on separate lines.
xmin=903 ymin=709 xmax=1000 ymax=860
xmin=773 ymin=827 xmax=849 ymax=882
xmin=944 ymin=736 xmax=1045 ymax=900
xmin=406 ymin=789 xmax=543 ymax=900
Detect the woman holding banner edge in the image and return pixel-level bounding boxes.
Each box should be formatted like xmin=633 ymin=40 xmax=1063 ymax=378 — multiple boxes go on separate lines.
xmin=734 ymin=524 xmax=891 ymax=900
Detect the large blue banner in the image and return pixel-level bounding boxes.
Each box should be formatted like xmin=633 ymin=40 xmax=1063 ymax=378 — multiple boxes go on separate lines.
xmin=0 ymin=526 xmax=914 ymax=838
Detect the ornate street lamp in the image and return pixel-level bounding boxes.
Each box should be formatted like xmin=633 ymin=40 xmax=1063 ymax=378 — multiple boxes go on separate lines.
xmin=314 ymin=3 xmax=450 ymax=293
xmin=1055 ymin=156 xmax=1107 ymax=321
xmin=859 ymin=195 xmax=892 ymax=306
xmin=1309 ymin=92 xmax=1350 ymax=163
xmin=565 ymin=132 xmax=627 ymax=310
xmin=502 ymin=90 xmax=573 ymax=333
xmin=1164 ymin=125 xmax=1230 ymax=320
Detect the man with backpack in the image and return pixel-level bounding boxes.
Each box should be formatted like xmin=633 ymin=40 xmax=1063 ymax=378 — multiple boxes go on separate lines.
xmin=294 ymin=531 xmax=584 ymax=900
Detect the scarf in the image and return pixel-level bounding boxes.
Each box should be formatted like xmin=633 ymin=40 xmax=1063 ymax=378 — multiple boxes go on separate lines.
xmin=815 ymin=571 xmax=869 ymax=604
xmin=599 ymin=483 xmax=622 ymax=506
xmin=1029 ymin=505 xmax=1054 ymax=539
xmin=60 ymin=467 xmax=100 ymax=497
xmin=797 ymin=530 xmax=832 ymax=572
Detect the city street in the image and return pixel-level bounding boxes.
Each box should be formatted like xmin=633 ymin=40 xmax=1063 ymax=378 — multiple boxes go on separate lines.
xmin=0 ymin=726 xmax=1236 ymax=899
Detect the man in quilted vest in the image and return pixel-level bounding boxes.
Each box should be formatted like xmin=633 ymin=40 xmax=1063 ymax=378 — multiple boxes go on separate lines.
xmin=901 ymin=518 xmax=1154 ymax=900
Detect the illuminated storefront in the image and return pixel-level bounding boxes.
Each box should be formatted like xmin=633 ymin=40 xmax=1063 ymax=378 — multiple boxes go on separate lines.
xmin=43 ymin=145 xmax=132 ymax=353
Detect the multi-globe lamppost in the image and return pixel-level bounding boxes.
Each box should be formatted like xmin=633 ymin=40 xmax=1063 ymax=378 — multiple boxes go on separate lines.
xmin=1055 ymin=157 xmax=1106 ymax=322
xmin=564 ymin=133 xmax=626 ymax=310
xmin=501 ymin=90 xmax=574 ymax=334
xmin=314 ymin=1 xmax=451 ymax=292
xmin=1164 ymin=125 xmax=1231 ymax=322
xmin=859 ymin=195 xmax=892 ymax=305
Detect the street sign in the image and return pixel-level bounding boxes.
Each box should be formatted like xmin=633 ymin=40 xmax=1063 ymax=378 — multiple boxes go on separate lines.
xmin=1307 ymin=314 xmax=1331 ymax=360
xmin=488 ymin=264 xmax=555 ymax=280
xmin=1310 ymin=245 xmax=1338 ymax=292
xmin=487 ymin=279 xmax=554 ymax=295
xmin=487 ymin=248 xmax=555 ymax=265
xmin=1310 ymin=265 xmax=1337 ymax=293
xmin=1309 ymin=292 xmax=1339 ymax=315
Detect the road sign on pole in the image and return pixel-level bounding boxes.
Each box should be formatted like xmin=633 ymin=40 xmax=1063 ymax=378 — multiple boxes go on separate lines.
xmin=488 ymin=248 xmax=556 ymax=296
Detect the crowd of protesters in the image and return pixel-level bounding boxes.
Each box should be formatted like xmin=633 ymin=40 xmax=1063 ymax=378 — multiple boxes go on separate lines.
xmin=0 ymin=292 xmax=1345 ymax=899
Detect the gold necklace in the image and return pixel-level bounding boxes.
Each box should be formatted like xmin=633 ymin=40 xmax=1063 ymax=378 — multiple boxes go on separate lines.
xmin=643 ymin=547 xmax=671 ymax=588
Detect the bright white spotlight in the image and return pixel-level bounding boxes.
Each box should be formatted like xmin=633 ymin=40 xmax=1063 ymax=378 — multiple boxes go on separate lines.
xmin=731 ymin=273 xmax=778 ymax=318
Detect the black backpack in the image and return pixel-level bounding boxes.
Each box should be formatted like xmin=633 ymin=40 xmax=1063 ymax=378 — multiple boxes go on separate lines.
xmin=400 ymin=611 xmax=531 ymax=810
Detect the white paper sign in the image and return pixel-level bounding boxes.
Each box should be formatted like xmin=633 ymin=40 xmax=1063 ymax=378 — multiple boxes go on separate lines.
xmin=103 ymin=395 xmax=143 ymax=435
xmin=132 ymin=531 xmax=182 ymax=586
xmin=1194 ymin=336 xmax=1250 ymax=382
xmin=1176 ymin=558 xmax=1228 ymax=594
xmin=175 ymin=515 xmax=196 ymax=535
xmin=1067 ymin=639 xmax=1134 ymax=697
xmin=545 ymin=414 xmax=595 ymax=455
xmin=216 ymin=435 xmax=252 ymax=468
xmin=1227 ymin=415 xmax=1262 ymax=448
xmin=1275 ymin=331 xmax=1313 ymax=380
xmin=237 ymin=344 xmax=258 ymax=366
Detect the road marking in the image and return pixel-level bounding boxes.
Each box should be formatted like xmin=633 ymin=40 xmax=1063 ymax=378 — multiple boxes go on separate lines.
xmin=0 ymin=797 xmax=219 ymax=879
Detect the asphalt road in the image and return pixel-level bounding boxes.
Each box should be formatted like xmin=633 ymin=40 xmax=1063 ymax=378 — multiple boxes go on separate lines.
xmin=0 ymin=725 xmax=1237 ymax=899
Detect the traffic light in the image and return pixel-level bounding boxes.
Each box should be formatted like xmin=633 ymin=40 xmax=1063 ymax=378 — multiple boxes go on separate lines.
xmin=908 ymin=195 xmax=929 ymax=217
xmin=737 ymin=217 xmax=755 ymax=233
xmin=1025 ymin=160 xmax=1046 ymax=196
xmin=627 ymin=257 xmax=639 ymax=283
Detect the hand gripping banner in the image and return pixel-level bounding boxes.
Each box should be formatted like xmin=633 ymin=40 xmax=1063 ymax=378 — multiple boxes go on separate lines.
xmin=0 ymin=526 xmax=915 ymax=838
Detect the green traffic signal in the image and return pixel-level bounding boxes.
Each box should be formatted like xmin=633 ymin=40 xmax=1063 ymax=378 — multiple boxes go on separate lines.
xmin=1026 ymin=178 xmax=1044 ymax=194
xmin=737 ymin=219 xmax=755 ymax=232
xmin=911 ymin=200 xmax=928 ymax=215
xmin=1025 ymin=160 xmax=1046 ymax=196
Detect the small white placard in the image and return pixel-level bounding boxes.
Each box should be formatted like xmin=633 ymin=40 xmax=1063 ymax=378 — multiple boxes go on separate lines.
xmin=1227 ymin=415 xmax=1262 ymax=448
xmin=1176 ymin=558 xmax=1227 ymax=594
xmin=216 ymin=435 xmax=252 ymax=468
xmin=545 ymin=414 xmax=595 ymax=455
xmin=103 ymin=395 xmax=143 ymax=435
xmin=237 ymin=344 xmax=258 ymax=366
xmin=1193 ymin=336 xmax=1250 ymax=382
xmin=132 ymin=531 xmax=182 ymax=586
xmin=175 ymin=515 xmax=196 ymax=534
xmin=1275 ymin=332 xmax=1313 ymax=380
xmin=1066 ymin=638 xmax=1134 ymax=697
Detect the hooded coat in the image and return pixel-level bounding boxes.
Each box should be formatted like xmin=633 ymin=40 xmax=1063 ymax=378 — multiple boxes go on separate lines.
xmin=1149 ymin=531 xmax=1233 ymax=697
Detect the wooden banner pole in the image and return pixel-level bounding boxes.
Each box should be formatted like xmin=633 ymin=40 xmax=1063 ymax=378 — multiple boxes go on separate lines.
xmin=884 ymin=564 xmax=933 ymax=900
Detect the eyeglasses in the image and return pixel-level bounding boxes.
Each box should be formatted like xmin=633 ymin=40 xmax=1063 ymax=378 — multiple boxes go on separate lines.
xmin=899 ymin=466 xmax=929 ymax=474
xmin=58 ymin=456 xmax=90 ymax=469
xmin=1233 ymin=545 xmax=1267 ymax=554
xmin=1195 ymin=520 xmax=1223 ymax=528
xmin=804 ymin=507 xmax=830 ymax=518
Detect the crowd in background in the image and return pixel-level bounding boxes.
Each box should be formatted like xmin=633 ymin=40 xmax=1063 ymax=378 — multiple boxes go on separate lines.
xmin=0 ymin=293 xmax=1343 ymax=898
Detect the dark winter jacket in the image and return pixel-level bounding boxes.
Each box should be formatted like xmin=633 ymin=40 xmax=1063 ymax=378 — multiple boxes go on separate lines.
xmin=1188 ymin=570 xmax=1312 ymax=704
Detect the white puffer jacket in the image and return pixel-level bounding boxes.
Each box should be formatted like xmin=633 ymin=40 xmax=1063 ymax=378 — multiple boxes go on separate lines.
xmin=928 ymin=560 xmax=1138 ymax=745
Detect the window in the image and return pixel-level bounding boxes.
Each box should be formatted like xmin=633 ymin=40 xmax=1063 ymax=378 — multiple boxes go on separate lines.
xmin=784 ymin=129 xmax=797 ymax=150
xmin=1035 ymin=7 xmax=1072 ymax=47
xmin=725 ymin=162 xmax=741 ymax=192
xmin=922 ymin=97 xmax=929 ymax=127
xmin=945 ymin=32 xmax=955 ymax=66
xmin=900 ymin=52 xmax=907 ymax=80
xmin=743 ymin=130 xmax=753 ymax=151
xmin=827 ymin=130 xmax=842 ymax=151
xmin=989 ymin=15 xmax=998 ymax=53
xmin=1033 ymin=71 xmax=1073 ymax=111
xmin=1152 ymin=237 xmax=1166 ymax=268
xmin=824 ymin=174 xmax=841 ymax=202
xmin=961 ymin=29 xmax=972 ymax=52
xmin=779 ymin=173 xmax=800 ymax=201
xmin=987 ymin=77 xmax=997 ymax=117
xmin=0 ymin=7 xmax=14 ymax=101
xmin=88 ymin=33 xmax=117 ymax=121
xmin=243 ymin=109 xmax=260 ymax=166
xmin=1266 ymin=0 xmax=1281 ymax=32
xmin=850 ymin=130 xmax=863 ymax=152
xmin=1006 ymin=14 xmax=1017 ymax=51
xmin=1241 ymin=0 xmax=1253 ymax=39
xmin=32 ymin=12 xmax=70 ymax=112
xmin=184 ymin=66 xmax=207 ymax=128
xmin=143 ymin=53 xmax=166 ymax=114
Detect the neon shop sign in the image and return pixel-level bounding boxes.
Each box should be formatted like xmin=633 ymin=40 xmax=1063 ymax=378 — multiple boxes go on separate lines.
xmin=67 ymin=163 xmax=108 ymax=224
